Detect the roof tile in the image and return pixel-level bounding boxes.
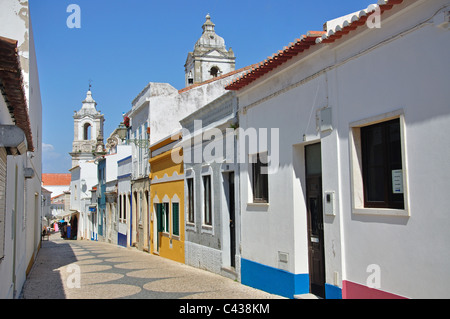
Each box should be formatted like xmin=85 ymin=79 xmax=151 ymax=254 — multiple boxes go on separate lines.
xmin=226 ymin=0 xmax=403 ymax=91
xmin=0 ymin=36 xmax=34 ymax=151
xmin=42 ymin=173 xmax=71 ymax=186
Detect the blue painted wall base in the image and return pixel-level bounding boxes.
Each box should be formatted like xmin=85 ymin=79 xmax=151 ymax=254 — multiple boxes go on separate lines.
xmin=241 ymin=258 xmax=342 ymax=299
xmin=118 ymin=233 xmax=127 ymax=247
xmin=325 ymin=283 xmax=342 ymax=299
xmin=241 ymin=258 xmax=309 ymax=299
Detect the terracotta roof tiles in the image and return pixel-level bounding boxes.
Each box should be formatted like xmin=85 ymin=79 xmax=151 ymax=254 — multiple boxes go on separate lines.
xmin=179 ymin=63 xmax=259 ymax=94
xmin=0 ymin=36 xmax=34 ymax=151
xmin=42 ymin=173 xmax=72 ymax=186
xmin=225 ymin=0 xmax=404 ymax=91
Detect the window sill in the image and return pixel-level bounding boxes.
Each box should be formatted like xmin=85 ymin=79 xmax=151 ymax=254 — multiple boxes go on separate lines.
xmin=247 ymin=202 xmax=269 ymax=209
xmin=352 ymin=207 xmax=409 ymax=217
xmin=186 ymin=222 xmax=196 ymax=231
xmin=246 ymin=202 xmax=269 ymax=212
xmin=201 ymin=224 xmax=213 ymax=234
xmin=247 ymin=202 xmax=269 ymax=207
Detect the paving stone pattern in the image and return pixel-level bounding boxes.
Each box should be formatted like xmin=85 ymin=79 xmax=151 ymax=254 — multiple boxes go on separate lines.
xmin=22 ymin=233 xmax=285 ymax=299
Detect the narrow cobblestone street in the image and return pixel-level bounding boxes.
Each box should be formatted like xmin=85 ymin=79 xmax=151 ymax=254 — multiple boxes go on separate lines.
xmin=22 ymin=233 xmax=285 ymax=299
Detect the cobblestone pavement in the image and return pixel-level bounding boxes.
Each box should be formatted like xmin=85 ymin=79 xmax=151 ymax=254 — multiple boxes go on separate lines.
xmin=22 ymin=233 xmax=285 ymax=299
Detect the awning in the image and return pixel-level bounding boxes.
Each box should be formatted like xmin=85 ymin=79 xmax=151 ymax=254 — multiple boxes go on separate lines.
xmin=54 ymin=211 xmax=72 ymax=218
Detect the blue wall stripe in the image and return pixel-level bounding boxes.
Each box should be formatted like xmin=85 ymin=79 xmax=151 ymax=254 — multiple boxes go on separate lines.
xmin=117 ymin=156 xmax=132 ymax=164
xmin=325 ymin=283 xmax=342 ymax=299
xmin=241 ymin=258 xmax=309 ymax=299
xmin=118 ymin=233 xmax=127 ymax=247
xmin=117 ymin=173 xmax=132 ymax=180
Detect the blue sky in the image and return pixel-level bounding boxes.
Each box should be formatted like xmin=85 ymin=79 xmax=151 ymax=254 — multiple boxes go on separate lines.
xmin=30 ymin=0 xmax=374 ymax=173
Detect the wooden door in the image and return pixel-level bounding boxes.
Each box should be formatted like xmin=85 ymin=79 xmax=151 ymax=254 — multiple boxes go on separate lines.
xmin=228 ymin=172 xmax=236 ymax=268
xmin=305 ymin=143 xmax=325 ymax=298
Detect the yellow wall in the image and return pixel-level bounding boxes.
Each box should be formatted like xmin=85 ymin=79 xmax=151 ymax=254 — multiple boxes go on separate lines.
xmin=149 ymin=147 xmax=185 ymax=264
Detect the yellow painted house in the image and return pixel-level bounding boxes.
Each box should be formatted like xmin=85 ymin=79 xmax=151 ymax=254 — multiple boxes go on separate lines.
xmin=148 ymin=132 xmax=184 ymax=263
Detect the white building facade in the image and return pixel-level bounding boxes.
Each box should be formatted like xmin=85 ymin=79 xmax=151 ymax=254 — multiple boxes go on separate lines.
xmin=102 ymin=144 xmax=132 ymax=245
xmin=117 ymin=155 xmax=132 ymax=247
xmin=180 ymin=92 xmax=241 ymax=281
xmin=126 ymin=12 xmax=254 ymax=252
xmin=0 ymin=0 xmax=43 ymax=299
xmin=227 ymin=0 xmax=450 ymax=299
xmin=69 ymin=89 xmax=108 ymax=241
xmin=69 ymin=160 xmax=98 ymax=240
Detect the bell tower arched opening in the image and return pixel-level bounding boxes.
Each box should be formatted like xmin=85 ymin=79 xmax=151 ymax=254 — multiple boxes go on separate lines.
xmin=83 ymin=123 xmax=92 ymax=140
xmin=210 ymin=66 xmax=220 ymax=78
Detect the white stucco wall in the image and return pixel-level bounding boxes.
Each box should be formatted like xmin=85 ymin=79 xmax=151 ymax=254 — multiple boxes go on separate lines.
xmin=105 ymin=145 xmax=131 ymax=182
xmin=70 ymin=159 xmax=99 ymax=240
xmin=45 ymin=185 xmax=69 ymax=198
xmin=334 ymin=0 xmax=450 ymax=298
xmin=70 ymin=167 xmax=81 ymax=212
xmin=129 ymin=69 xmax=251 ymax=151
xmin=0 ymin=0 xmax=43 ymax=299
xmin=0 ymin=154 xmax=26 ymax=298
xmin=239 ymin=74 xmax=330 ymax=275
xmin=235 ymin=0 xmax=450 ymax=298
xmin=117 ymin=156 xmax=132 ymax=245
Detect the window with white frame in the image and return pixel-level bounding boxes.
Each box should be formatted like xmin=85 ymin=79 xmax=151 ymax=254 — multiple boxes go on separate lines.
xmin=119 ymin=194 xmax=122 ymax=221
xmin=251 ymin=153 xmax=269 ymax=203
xmin=350 ymin=112 xmax=408 ymax=216
xmin=186 ymin=177 xmax=194 ymax=224
xmin=203 ymin=175 xmax=212 ymax=226
xmin=121 ymin=194 xmax=128 ymax=222
xmin=143 ymin=124 xmax=147 ymax=175
xmin=160 ymin=202 xmax=169 ymax=233
xmin=138 ymin=191 xmax=143 ymax=224
xmin=172 ymin=202 xmax=180 ymax=237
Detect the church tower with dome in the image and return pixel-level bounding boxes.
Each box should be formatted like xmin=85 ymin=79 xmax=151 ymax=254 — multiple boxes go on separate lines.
xmin=184 ymin=14 xmax=236 ymax=87
xmin=70 ymin=87 xmax=105 ymax=167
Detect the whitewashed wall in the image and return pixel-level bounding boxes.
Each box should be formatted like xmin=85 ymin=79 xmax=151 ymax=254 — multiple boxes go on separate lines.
xmin=334 ymin=0 xmax=450 ymax=298
xmin=0 ymin=0 xmax=43 ymax=299
xmin=236 ymin=0 xmax=450 ymax=298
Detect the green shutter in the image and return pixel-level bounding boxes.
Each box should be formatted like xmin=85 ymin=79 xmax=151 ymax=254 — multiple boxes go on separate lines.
xmin=157 ymin=204 xmax=163 ymax=232
xmin=172 ymin=203 xmax=179 ymax=236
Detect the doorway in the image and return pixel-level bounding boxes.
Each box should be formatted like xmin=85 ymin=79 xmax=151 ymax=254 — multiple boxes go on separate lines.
xmin=228 ymin=172 xmax=236 ymax=268
xmin=156 ymin=203 xmax=162 ymax=253
xmin=305 ymin=143 xmax=325 ymax=298
xmin=155 ymin=202 xmax=168 ymax=253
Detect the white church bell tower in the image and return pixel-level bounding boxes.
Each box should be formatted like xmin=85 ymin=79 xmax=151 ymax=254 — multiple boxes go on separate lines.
xmin=70 ymin=87 xmax=105 ymax=167
xmin=184 ymin=14 xmax=236 ymax=87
